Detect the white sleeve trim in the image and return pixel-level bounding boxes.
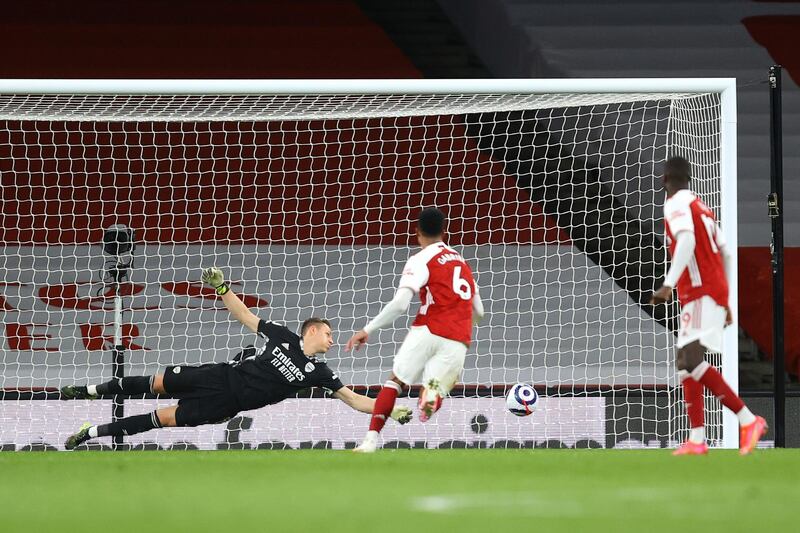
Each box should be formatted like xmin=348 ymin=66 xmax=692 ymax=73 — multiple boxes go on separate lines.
xmin=472 ymin=281 xmax=485 ymax=324
xmin=664 ymin=231 xmax=696 ymax=288
xmin=363 ymin=287 xmax=414 ymax=335
xmin=719 ymin=242 xmax=732 ymax=293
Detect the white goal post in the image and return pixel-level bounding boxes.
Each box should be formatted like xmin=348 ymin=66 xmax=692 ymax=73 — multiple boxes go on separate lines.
xmin=0 ymin=78 xmax=737 ymax=450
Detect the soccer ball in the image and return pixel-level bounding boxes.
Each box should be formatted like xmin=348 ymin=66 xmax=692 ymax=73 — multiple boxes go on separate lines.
xmin=506 ymin=383 xmax=538 ymax=417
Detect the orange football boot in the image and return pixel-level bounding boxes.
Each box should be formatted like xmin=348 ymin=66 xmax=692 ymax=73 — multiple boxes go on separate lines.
xmin=739 ymin=416 xmax=768 ymax=456
xmin=418 ymin=379 xmax=443 ymax=423
xmin=672 ymin=441 xmax=709 ymax=456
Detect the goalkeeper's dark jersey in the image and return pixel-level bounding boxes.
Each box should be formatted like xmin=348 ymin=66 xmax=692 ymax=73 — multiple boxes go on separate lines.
xmin=226 ymin=319 xmax=344 ymax=411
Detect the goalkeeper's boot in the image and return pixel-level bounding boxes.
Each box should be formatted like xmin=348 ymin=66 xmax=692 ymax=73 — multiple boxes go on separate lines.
xmin=64 ymin=422 xmax=93 ymax=450
xmin=60 ymin=385 xmax=98 ymax=400
xmin=352 ymin=431 xmax=378 ymax=453
xmin=672 ymin=441 xmax=708 ymax=456
xmin=418 ymin=379 xmax=443 ymax=423
xmin=739 ymin=416 xmax=768 ymax=456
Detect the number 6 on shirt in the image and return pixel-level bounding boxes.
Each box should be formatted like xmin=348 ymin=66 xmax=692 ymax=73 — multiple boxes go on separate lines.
xmin=452 ymin=266 xmax=472 ymax=300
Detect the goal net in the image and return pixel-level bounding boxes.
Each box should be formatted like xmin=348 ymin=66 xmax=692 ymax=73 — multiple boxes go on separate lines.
xmin=0 ymin=79 xmax=737 ymax=451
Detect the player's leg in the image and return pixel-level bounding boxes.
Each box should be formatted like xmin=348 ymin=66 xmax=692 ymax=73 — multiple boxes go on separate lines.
xmin=418 ymin=336 xmax=467 ymax=422
xmin=353 ymin=374 xmax=407 ymax=453
xmin=370 ymin=373 xmax=407 ymax=434
xmin=65 ymin=390 xmax=239 ymax=450
xmin=61 ymin=375 xmax=161 ymax=400
xmin=672 ymin=342 xmax=708 ymax=455
xmin=61 ymin=364 xmax=205 ymax=400
xmin=64 ymin=406 xmax=176 ymax=450
xmin=64 ymin=365 xmax=237 ymax=449
xmin=354 ymin=327 xmax=431 ymax=453
xmin=687 ymin=349 xmax=767 ymax=455
xmin=677 ymin=297 xmax=767 ymax=455
xmin=687 ymin=348 xmax=767 ymax=455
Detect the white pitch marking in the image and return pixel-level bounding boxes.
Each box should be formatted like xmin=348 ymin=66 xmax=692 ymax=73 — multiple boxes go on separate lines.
xmin=411 ymin=492 xmax=584 ymax=517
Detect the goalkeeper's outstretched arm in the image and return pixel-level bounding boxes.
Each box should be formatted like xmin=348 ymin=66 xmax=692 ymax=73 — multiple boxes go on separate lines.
xmin=202 ymin=267 xmax=260 ymax=333
xmin=333 ymin=386 xmax=412 ymax=424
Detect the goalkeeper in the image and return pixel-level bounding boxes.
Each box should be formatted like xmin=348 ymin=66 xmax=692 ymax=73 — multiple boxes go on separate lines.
xmin=61 ymin=267 xmax=412 ymax=449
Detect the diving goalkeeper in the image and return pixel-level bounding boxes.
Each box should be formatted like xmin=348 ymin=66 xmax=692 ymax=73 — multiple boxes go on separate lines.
xmin=60 ymin=267 xmax=412 ymax=449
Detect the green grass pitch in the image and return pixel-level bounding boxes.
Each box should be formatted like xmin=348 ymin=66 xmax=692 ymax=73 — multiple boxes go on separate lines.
xmin=2 ymin=449 xmax=798 ymax=532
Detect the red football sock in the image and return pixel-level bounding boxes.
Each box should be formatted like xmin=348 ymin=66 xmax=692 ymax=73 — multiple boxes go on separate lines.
xmin=693 ymin=361 xmax=745 ymax=414
xmin=680 ymin=373 xmax=704 ymax=428
xmin=369 ymin=381 xmax=401 ymax=433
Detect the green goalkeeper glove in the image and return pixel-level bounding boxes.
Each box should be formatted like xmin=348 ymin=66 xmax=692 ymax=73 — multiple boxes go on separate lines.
xmin=202 ymin=267 xmax=230 ymax=295
xmin=390 ymin=406 xmax=413 ymax=425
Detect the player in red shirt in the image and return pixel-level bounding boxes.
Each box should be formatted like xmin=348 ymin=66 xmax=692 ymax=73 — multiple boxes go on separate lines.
xmin=346 ymin=208 xmax=485 ymax=452
xmin=651 ymin=156 xmax=767 ymax=455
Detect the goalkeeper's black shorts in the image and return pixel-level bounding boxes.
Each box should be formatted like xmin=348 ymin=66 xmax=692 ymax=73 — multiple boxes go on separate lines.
xmin=163 ymin=363 xmax=239 ymax=427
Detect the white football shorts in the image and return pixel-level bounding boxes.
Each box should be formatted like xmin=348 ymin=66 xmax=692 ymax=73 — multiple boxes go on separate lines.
xmin=392 ymin=325 xmax=467 ymax=394
xmin=676 ymin=295 xmax=727 ymax=353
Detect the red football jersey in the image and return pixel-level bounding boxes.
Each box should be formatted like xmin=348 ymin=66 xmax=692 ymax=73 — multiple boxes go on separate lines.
xmin=663 ymin=189 xmax=729 ymax=307
xmin=398 ymin=242 xmax=477 ymax=345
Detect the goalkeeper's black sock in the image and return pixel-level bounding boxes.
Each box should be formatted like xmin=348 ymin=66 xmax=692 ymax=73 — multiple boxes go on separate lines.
xmin=94 ymin=376 xmax=154 ymax=396
xmin=95 ymin=411 xmax=163 ymax=438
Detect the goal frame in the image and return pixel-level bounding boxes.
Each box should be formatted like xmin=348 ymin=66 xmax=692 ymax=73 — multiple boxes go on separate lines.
xmin=0 ymin=77 xmax=738 ymax=449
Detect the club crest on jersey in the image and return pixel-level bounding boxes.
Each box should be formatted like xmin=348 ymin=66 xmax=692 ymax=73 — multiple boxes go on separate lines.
xmin=305 ymin=362 xmax=315 ymax=373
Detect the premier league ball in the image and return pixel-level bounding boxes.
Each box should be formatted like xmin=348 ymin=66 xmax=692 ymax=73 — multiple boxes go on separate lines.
xmin=506 ymin=383 xmax=538 ymax=417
